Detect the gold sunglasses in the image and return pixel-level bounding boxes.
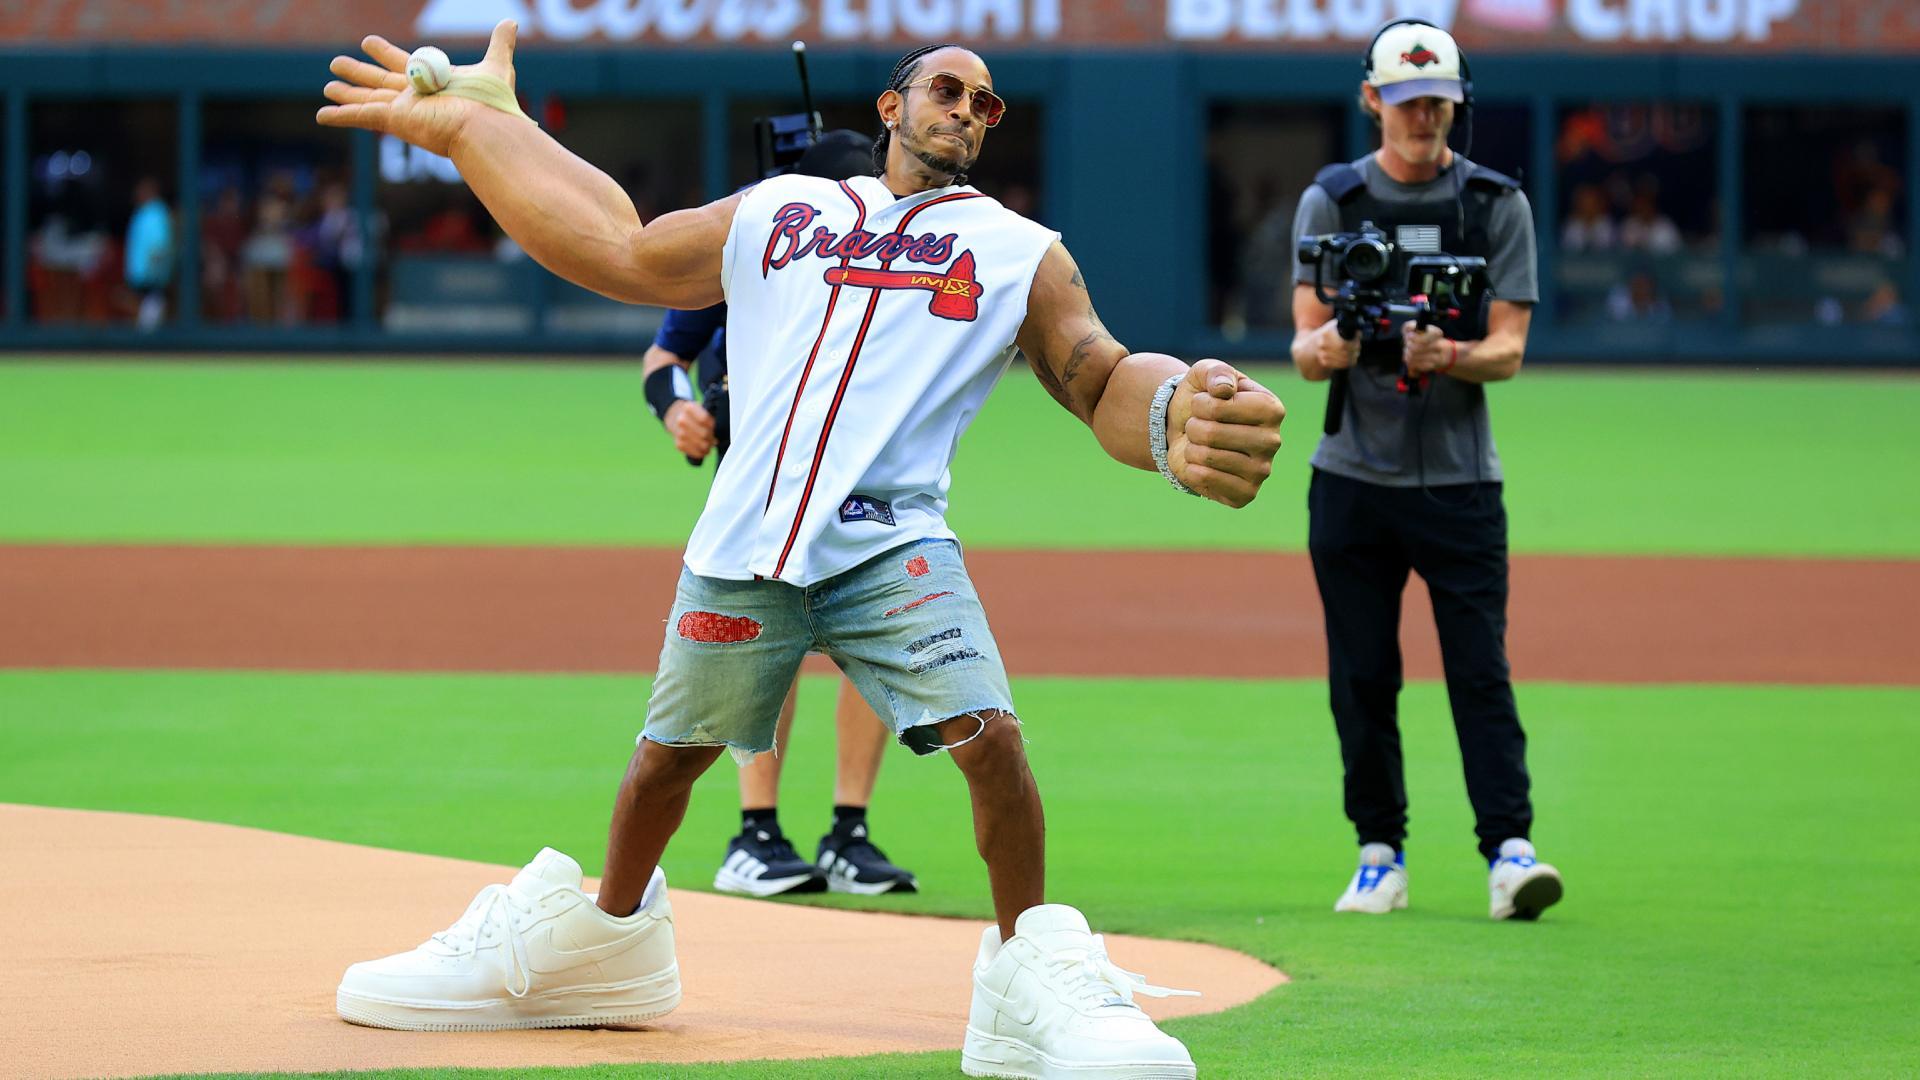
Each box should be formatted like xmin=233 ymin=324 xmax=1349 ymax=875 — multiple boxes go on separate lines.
xmin=900 ymin=72 xmax=1006 ymax=128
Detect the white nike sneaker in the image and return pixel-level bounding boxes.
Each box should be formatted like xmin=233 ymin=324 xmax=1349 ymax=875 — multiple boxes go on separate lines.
xmin=1334 ymin=842 xmax=1408 ymax=914
xmin=962 ymin=904 xmax=1199 ymax=1080
xmin=1489 ymin=838 xmax=1563 ymax=921
xmin=335 ymin=847 xmax=681 ymax=1030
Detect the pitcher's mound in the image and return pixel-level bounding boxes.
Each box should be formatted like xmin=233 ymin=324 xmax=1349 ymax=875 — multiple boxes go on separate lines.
xmin=2 ymin=804 xmax=1285 ymax=1079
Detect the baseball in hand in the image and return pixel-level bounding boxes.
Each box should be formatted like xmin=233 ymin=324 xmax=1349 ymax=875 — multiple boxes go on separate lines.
xmin=406 ymin=46 xmax=453 ymax=95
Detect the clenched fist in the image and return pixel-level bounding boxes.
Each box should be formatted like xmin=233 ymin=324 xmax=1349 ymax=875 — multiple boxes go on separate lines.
xmin=1165 ymin=359 xmax=1286 ymax=509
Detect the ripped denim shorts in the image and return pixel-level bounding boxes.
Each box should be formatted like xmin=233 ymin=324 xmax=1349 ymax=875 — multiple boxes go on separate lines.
xmin=640 ymin=538 xmax=1015 ymax=761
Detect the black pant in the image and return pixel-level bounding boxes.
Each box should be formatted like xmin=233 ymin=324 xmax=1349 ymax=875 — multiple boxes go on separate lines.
xmin=1307 ymin=469 xmax=1531 ymax=862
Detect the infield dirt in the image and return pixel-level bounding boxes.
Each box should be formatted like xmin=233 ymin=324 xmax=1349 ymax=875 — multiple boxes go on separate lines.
xmin=1 ymin=803 xmax=1283 ymax=1079
xmin=2 ymin=545 xmax=1912 ymax=685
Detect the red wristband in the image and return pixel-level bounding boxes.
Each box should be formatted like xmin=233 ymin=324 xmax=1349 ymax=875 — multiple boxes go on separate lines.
xmin=1441 ymin=339 xmax=1459 ymax=373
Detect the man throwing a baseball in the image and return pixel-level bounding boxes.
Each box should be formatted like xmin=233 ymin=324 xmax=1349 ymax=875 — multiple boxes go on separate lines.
xmin=320 ymin=23 xmax=1283 ymax=1079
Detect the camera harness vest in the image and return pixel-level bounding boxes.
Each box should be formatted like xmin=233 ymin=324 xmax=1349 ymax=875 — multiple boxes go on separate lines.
xmin=1309 ymin=160 xmax=1520 ymax=489
xmin=1311 ymin=158 xmax=1518 ymax=372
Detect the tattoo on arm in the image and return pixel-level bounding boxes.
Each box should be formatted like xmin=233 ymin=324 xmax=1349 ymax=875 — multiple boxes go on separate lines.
xmin=1024 ymin=347 xmax=1076 ymax=411
xmin=1028 ymin=322 xmax=1119 ymax=418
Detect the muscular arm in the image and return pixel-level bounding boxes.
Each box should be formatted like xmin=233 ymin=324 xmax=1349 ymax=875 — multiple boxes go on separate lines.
xmin=447 ymin=111 xmax=739 ymax=308
xmin=1015 ymin=242 xmax=1285 ymax=506
xmin=1013 ymin=243 xmax=1169 ymax=466
xmin=319 ymin=22 xmax=736 ymax=309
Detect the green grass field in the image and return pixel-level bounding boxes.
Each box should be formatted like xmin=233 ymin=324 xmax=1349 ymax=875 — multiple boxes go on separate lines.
xmin=2 ymin=360 xmax=1916 ymax=555
xmin=2 ymin=359 xmax=1917 ymax=1078
xmin=5 ymin=672 xmax=1916 ymax=1078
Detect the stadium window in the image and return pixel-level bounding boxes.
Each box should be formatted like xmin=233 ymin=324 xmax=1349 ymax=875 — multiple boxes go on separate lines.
xmin=372 ymin=96 xmax=702 ymax=339
xmin=200 ymin=101 xmax=353 ymax=327
xmin=26 ymin=99 xmax=179 ymax=329
xmin=1742 ymin=105 xmax=1908 ymax=329
xmin=1205 ymin=101 xmax=1345 ymax=337
xmin=1553 ymin=102 xmax=1721 ymax=330
xmin=1463 ymin=103 xmax=1536 ymax=200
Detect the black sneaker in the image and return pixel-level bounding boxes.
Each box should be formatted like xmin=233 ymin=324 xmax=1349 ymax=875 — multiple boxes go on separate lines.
xmin=816 ymin=824 xmax=919 ymax=895
xmin=713 ymin=826 xmax=826 ymax=897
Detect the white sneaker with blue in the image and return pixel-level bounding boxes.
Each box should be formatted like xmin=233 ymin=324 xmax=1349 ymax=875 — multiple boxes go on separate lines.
xmin=1333 ymin=842 xmax=1408 ymax=914
xmin=1488 ymin=837 xmax=1563 ymax=921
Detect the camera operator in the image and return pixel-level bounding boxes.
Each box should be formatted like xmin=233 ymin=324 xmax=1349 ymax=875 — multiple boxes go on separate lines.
xmin=1289 ymin=20 xmax=1563 ymax=921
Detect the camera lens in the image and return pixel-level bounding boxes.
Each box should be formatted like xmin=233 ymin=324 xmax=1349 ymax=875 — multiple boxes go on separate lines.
xmin=1342 ymin=238 xmax=1390 ymax=284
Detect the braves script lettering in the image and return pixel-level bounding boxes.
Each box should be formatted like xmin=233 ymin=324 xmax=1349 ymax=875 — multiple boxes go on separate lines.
xmin=761 ymin=203 xmax=956 ymax=276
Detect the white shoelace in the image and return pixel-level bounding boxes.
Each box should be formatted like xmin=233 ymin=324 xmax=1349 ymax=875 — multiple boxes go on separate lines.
xmin=428 ymin=883 xmax=535 ymax=997
xmin=1046 ymin=934 xmax=1200 ymax=1013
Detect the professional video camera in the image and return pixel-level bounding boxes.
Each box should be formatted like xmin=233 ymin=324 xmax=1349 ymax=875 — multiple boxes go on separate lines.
xmin=753 ymin=41 xmax=824 ymax=179
xmin=1297 ymin=221 xmax=1491 ymax=432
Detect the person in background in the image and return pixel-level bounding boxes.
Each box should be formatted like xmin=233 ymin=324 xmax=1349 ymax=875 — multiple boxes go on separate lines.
xmin=124 ymin=176 xmax=174 ymax=331
xmin=201 ymin=186 xmax=248 ymax=323
xmin=1560 ymin=183 xmax=1616 ymax=252
xmin=1619 ymin=175 xmax=1681 ymax=255
xmin=244 ymin=174 xmax=298 ymax=323
xmin=309 ymin=180 xmax=366 ymax=321
xmin=1289 ymin=19 xmax=1564 ymax=923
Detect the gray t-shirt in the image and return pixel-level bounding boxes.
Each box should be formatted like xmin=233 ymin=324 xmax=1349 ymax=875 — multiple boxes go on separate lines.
xmin=1292 ymin=154 xmax=1537 ymax=487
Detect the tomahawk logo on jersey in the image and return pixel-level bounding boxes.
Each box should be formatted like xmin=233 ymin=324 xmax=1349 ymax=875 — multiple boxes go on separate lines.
xmin=684 ymin=172 xmax=1058 ymax=587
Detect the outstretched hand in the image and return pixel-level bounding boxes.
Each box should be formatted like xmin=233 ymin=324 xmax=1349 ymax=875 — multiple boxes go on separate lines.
xmin=317 ymin=20 xmax=521 ymax=157
xmin=1165 ymin=359 xmax=1285 ymax=508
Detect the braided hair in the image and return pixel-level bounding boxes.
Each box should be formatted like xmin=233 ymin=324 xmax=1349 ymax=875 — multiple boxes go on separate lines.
xmin=873 ymin=42 xmax=968 ymax=184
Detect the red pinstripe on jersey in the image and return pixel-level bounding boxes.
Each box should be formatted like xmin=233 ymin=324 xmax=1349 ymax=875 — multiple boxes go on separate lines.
xmin=771 ymin=189 xmax=984 ymax=579
xmin=761 ymin=180 xmax=868 ymax=518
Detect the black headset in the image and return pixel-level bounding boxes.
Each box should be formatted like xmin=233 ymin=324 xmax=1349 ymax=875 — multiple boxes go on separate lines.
xmin=1362 ymin=18 xmax=1474 ymax=158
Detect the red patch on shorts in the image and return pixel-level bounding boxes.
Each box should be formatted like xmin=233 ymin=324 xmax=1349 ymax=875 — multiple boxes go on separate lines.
xmin=884 ymin=591 xmax=954 ymax=618
xmin=677 ymin=611 xmax=762 ymax=643
xmin=905 ymin=556 xmax=931 ymax=578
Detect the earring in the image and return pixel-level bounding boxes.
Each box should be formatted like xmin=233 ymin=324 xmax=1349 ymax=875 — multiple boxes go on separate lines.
xmin=886 ymin=120 xmax=896 ymax=129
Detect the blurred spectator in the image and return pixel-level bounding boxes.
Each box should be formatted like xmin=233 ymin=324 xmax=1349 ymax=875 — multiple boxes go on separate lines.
xmin=29 ymin=186 xmax=111 ymax=322
xmin=1619 ymin=176 xmax=1681 ymax=254
xmin=1606 ymin=270 xmax=1672 ymax=323
xmin=397 ymin=194 xmax=489 ymax=255
xmin=1860 ymin=281 xmax=1909 ymax=326
xmin=1845 ymin=187 xmax=1904 ymax=258
xmin=201 ymin=186 xmax=247 ymax=323
xmin=243 ymin=174 xmax=298 ymax=323
xmin=1831 ymin=139 xmax=1900 ymax=227
xmin=124 ymin=176 xmax=174 ymax=331
xmin=1560 ymin=183 xmax=1617 ymax=252
xmin=302 ymin=180 xmax=369 ymax=322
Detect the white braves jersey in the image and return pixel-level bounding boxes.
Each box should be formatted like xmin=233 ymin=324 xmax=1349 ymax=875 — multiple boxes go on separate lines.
xmin=682 ymin=173 xmax=1059 ymax=586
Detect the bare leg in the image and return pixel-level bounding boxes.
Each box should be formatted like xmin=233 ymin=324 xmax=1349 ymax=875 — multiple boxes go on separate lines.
xmin=833 ymin=677 xmax=890 ymax=807
xmin=598 ymin=739 xmax=726 ymax=916
xmin=940 ymin=711 xmax=1044 ymax=941
xmin=738 ymin=678 xmax=800 ymax=811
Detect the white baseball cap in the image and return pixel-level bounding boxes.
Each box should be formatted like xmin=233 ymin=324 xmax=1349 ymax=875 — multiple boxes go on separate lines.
xmin=1366 ymin=22 xmax=1465 ymax=106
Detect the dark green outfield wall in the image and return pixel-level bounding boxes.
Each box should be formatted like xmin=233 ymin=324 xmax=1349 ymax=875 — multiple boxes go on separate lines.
xmin=4 ymin=48 xmax=1917 ymax=364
